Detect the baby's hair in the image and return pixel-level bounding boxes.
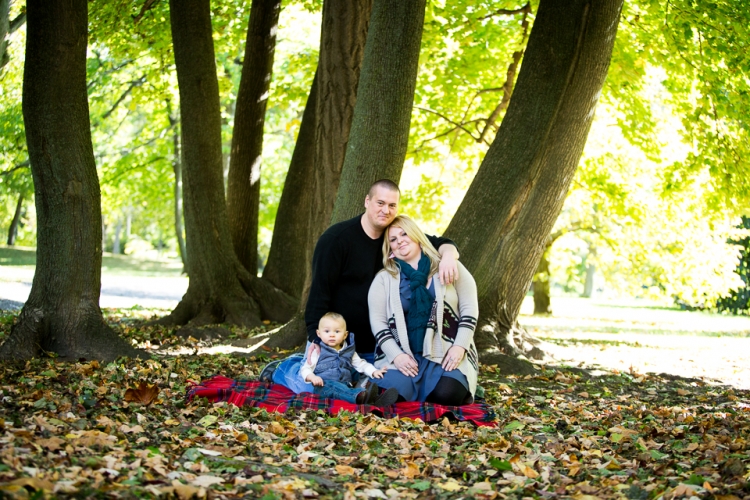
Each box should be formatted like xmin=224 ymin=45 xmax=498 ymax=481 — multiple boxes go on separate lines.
xmin=319 ymin=312 xmax=346 ymax=329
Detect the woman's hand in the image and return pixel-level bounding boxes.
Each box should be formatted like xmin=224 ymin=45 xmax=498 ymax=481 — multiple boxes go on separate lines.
xmin=393 ymin=353 xmax=419 ymax=378
xmin=442 ymin=345 xmax=466 ymax=371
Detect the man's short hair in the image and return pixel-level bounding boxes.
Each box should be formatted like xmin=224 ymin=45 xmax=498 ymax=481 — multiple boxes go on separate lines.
xmin=368 ymin=179 xmax=400 ymax=198
xmin=320 ymin=311 xmax=346 ymax=328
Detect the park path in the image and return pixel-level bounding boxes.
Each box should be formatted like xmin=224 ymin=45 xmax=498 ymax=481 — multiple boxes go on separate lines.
xmin=0 ymin=267 xmax=187 ymax=309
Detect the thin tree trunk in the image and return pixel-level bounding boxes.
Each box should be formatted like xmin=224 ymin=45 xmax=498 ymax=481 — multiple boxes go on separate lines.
xmin=112 ymin=216 xmax=123 ymax=254
xmin=445 ymin=0 xmax=622 ymax=363
xmin=330 ymin=0 xmax=427 ymax=224
xmin=262 ymin=71 xmax=318 ymax=298
xmin=167 ymin=0 xmax=260 ymax=328
xmin=165 ymin=0 xmax=295 ymax=330
xmin=0 ymin=0 xmax=9 ymax=69
xmin=583 ymin=262 xmax=595 ymax=298
xmin=532 ymin=248 xmax=551 ymax=314
xmin=227 ymin=0 xmax=281 ymax=275
xmin=262 ymin=0 xmax=373 ymax=349
xmin=6 ymin=192 xmax=23 ymax=245
xmin=0 ymin=1 xmax=25 ymax=71
xmin=167 ymin=102 xmax=187 ymax=270
xmin=0 ymin=0 xmax=142 ymax=361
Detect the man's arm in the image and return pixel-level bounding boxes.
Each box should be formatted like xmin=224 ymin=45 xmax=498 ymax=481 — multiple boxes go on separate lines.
xmin=304 ymin=233 xmax=344 ymax=342
xmin=426 ymin=234 xmax=460 ymax=285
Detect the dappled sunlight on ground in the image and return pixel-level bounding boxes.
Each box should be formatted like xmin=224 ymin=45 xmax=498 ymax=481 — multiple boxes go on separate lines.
xmin=521 ymin=296 xmax=750 ymax=390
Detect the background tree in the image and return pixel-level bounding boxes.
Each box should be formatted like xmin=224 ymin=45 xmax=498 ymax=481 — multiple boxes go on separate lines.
xmin=443 ymin=0 xmax=624 ymax=364
xmin=0 ymin=0 xmax=141 ymax=361
xmin=226 ymin=0 xmax=282 ymax=274
xmin=331 ymin=0 xmax=427 ymax=223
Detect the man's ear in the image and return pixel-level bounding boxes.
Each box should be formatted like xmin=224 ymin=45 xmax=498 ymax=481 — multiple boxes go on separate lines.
xmin=364 ymin=195 xmax=370 ymax=208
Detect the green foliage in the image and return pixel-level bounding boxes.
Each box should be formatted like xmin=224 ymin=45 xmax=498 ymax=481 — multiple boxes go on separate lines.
xmin=616 ymin=0 xmax=750 ymax=212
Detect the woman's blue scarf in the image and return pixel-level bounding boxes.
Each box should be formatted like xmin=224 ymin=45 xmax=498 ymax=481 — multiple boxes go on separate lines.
xmin=396 ymin=252 xmax=433 ymax=352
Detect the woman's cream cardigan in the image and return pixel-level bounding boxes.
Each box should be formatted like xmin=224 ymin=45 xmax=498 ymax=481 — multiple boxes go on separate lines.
xmin=368 ymin=260 xmax=479 ymax=396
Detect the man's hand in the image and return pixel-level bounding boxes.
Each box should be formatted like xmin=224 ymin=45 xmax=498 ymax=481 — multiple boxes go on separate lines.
xmin=307 ymin=374 xmax=324 ymax=387
xmin=441 ymin=345 xmax=466 ymax=371
xmin=393 ymin=353 xmax=418 ymax=378
xmin=371 ymin=368 xmax=387 ymax=379
xmin=438 ymin=244 xmax=459 ymax=285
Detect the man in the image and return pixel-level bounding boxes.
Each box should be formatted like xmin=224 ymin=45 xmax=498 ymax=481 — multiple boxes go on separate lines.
xmin=268 ymin=179 xmax=459 ymax=391
xmin=305 ymin=179 xmax=459 ymax=357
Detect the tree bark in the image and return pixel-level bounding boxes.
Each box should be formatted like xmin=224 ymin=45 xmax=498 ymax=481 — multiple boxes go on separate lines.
xmin=6 ymin=192 xmax=22 ymax=245
xmin=444 ymin=0 xmax=622 ymax=361
xmin=165 ymin=0 xmax=295 ymax=330
xmin=167 ymin=0 xmax=262 ymax=328
xmin=261 ymin=71 xmax=318 ymax=298
xmin=532 ymin=248 xmax=551 ymax=314
xmin=166 ymin=102 xmax=187 ymax=270
xmin=0 ymin=0 xmax=142 ymax=362
xmin=330 ymin=0 xmax=427 ymax=224
xmin=226 ymin=0 xmax=281 ymax=275
xmin=262 ymin=0 xmax=373 ymax=349
xmin=306 ymin=0 xmax=373 ymax=244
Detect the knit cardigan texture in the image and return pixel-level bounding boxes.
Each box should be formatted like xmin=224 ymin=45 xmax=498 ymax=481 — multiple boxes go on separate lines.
xmin=368 ymin=260 xmax=479 ymax=395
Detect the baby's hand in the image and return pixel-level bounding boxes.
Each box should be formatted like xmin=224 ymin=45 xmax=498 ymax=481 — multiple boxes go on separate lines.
xmin=371 ymin=369 xmax=386 ymax=379
xmin=309 ymin=375 xmax=324 ymax=387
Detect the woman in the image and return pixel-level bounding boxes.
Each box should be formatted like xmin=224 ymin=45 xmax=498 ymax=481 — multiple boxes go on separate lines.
xmin=368 ymin=215 xmax=479 ymax=406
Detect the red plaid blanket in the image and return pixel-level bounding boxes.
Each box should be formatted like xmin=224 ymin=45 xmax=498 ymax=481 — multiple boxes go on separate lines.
xmin=187 ymin=376 xmax=497 ymax=427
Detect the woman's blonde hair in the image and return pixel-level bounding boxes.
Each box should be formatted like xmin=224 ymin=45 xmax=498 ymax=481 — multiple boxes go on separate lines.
xmin=382 ymin=215 xmax=441 ymax=277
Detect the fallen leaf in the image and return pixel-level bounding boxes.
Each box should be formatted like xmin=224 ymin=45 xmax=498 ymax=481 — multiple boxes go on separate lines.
xmin=437 ymin=480 xmax=464 ymax=491
xmin=124 ymin=382 xmax=159 ymax=406
xmin=191 ymin=475 xmax=224 ymax=487
xmin=10 ymin=477 xmax=55 ymax=492
xmin=401 ymin=462 xmax=420 ymax=479
xmin=335 ymin=465 xmax=357 ymax=475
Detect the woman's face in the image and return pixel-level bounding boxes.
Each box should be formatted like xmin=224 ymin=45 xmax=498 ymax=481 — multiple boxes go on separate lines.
xmin=388 ymin=226 xmax=420 ymax=262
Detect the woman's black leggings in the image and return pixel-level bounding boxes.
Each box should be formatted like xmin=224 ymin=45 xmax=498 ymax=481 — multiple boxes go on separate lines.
xmin=426 ymin=377 xmax=469 ymax=406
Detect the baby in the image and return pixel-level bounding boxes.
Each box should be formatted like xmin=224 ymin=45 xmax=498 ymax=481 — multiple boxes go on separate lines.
xmin=300 ymin=312 xmax=398 ymax=407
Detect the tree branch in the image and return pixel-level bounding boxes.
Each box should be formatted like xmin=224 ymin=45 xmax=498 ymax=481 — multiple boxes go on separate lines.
xmin=478 ymin=5 xmax=532 ymax=142
xmin=100 ymin=76 xmax=147 ymax=121
xmin=133 ymin=0 xmax=161 ymax=25
xmin=9 ymin=11 xmax=26 ymax=33
xmin=475 ymin=3 xmax=531 ymax=22
xmin=413 ymin=106 xmax=483 ymax=142
xmin=0 ymin=160 xmax=29 ymax=176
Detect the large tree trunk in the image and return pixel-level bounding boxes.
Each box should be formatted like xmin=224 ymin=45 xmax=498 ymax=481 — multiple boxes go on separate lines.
xmin=330 ymin=0 xmax=426 ymax=224
xmin=262 ymin=0 xmax=373 ymax=349
xmin=6 ymin=192 xmax=22 ymax=245
xmin=0 ymin=0 xmax=142 ymax=362
xmin=445 ymin=0 xmax=622 ymax=363
xmin=165 ymin=0 xmax=295 ymax=330
xmin=226 ymin=0 xmax=281 ymax=275
xmin=261 ymin=71 xmax=318 ymax=298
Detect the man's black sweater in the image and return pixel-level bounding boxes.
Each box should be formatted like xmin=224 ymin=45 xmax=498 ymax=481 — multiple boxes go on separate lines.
xmin=304 ymin=214 xmax=453 ymax=354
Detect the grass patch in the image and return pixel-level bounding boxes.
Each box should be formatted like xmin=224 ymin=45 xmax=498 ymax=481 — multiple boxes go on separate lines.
xmin=0 ymin=245 xmax=183 ymax=277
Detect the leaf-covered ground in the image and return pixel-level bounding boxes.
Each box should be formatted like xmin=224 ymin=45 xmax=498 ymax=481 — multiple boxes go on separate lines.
xmin=0 ymin=309 xmax=748 ymax=499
